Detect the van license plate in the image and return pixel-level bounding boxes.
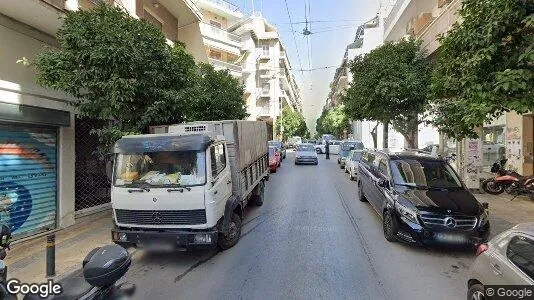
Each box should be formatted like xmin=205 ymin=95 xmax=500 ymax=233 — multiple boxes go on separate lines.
xmin=434 ymin=233 xmax=468 ymax=243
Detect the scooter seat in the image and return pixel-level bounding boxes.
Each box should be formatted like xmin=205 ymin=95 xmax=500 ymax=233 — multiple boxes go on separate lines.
xmin=54 ymin=277 xmax=94 ymax=300
xmin=23 ymin=277 xmax=94 ymax=300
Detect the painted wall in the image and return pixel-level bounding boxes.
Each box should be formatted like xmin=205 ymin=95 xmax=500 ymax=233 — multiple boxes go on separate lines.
xmin=0 ymin=21 xmax=76 ymax=230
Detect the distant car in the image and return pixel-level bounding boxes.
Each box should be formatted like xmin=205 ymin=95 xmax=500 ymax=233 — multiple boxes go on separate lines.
xmin=295 ymin=143 xmax=318 ymax=165
xmin=467 ymin=223 xmax=534 ymax=299
xmin=344 ymin=150 xmax=363 ymax=181
xmin=315 ymin=140 xmax=341 ymax=154
xmin=329 ymin=140 xmax=341 ymax=155
xmin=269 ymin=146 xmax=281 ymax=172
xmin=287 ymin=136 xmax=302 ymax=148
xmin=338 ymin=140 xmax=364 ymax=168
xmin=268 ymin=140 xmax=286 ymax=159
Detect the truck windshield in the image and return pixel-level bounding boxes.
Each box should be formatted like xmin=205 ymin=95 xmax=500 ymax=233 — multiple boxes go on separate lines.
xmin=114 ymin=151 xmax=206 ymax=187
xmin=390 ymin=159 xmax=462 ymax=189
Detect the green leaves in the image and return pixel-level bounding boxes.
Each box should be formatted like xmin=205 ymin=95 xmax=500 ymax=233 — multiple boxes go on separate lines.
xmin=430 ymin=0 xmax=534 ymax=139
xmin=343 ymin=38 xmax=430 ymax=144
xmin=315 ymin=105 xmax=350 ymax=138
xmin=31 ymin=4 xmax=245 ymax=154
xmin=277 ymin=106 xmax=309 ymax=140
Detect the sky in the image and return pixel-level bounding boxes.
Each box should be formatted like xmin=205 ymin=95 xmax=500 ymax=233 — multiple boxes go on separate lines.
xmin=230 ymin=0 xmax=380 ymax=133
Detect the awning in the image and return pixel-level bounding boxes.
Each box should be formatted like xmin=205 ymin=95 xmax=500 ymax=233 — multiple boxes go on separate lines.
xmin=114 ymin=134 xmax=212 ymax=153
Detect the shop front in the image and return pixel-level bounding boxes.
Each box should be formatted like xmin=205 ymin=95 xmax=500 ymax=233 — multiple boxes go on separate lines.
xmin=0 ymin=102 xmax=70 ymax=239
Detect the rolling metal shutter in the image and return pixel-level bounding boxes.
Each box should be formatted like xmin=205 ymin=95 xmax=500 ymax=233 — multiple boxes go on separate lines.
xmin=0 ymin=125 xmax=57 ymax=238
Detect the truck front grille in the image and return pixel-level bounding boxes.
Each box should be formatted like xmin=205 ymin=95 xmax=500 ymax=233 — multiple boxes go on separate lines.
xmin=419 ymin=212 xmax=477 ymax=230
xmin=115 ymin=209 xmax=207 ymax=225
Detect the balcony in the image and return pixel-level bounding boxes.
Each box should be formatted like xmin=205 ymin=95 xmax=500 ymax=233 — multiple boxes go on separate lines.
xmin=417 ymin=0 xmax=461 ymax=55
xmin=194 ymin=0 xmax=243 ymax=19
xmin=383 ymin=0 xmax=435 ymax=41
xmin=209 ymin=58 xmax=242 ymax=76
xmin=257 ymin=88 xmax=270 ymax=98
xmin=1 ymin=0 xmax=65 ymax=36
xmin=258 ymin=105 xmax=271 ymax=117
xmin=200 ymin=22 xmax=241 ymax=49
xmin=259 ymin=62 xmax=271 ymax=70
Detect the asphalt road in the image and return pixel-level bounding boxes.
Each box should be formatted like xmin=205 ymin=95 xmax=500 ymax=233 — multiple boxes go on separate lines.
xmin=123 ymin=150 xmax=477 ymax=300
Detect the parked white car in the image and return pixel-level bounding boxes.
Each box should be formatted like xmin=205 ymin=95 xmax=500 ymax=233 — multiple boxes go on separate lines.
xmin=344 ymin=150 xmax=363 ymax=181
xmin=467 ymin=223 xmax=534 ymax=299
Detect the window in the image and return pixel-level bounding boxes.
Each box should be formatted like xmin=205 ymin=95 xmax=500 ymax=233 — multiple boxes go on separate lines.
xmin=262 ymin=83 xmax=270 ymax=93
xmin=362 ymin=151 xmax=376 ymax=167
xmin=209 ymin=50 xmax=222 ymax=60
xmin=143 ymin=9 xmax=162 ymax=29
xmin=210 ymin=20 xmax=222 ymax=28
xmin=210 ymin=144 xmax=227 ymax=178
xmin=507 ymin=235 xmax=534 ymax=280
xmin=389 ymin=159 xmax=463 ymax=188
xmin=262 ymin=44 xmax=269 ymax=56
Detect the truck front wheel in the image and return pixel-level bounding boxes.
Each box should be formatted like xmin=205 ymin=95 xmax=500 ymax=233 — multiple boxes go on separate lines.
xmin=218 ymin=213 xmax=242 ymax=250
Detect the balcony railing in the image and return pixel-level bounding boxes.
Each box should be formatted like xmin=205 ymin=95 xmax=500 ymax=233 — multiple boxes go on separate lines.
xmin=417 ymin=0 xmax=461 ymax=54
xmin=384 ymin=0 xmax=408 ymax=35
xmin=209 ymin=58 xmax=241 ymax=73
xmin=203 ymin=0 xmax=240 ymax=12
xmin=200 ymin=22 xmax=241 ymax=44
xmin=259 ymin=105 xmax=271 ymax=116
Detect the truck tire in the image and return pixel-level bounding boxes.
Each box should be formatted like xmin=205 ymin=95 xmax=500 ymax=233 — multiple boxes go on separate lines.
xmin=218 ymin=212 xmax=242 ymax=250
xmin=250 ymin=182 xmax=265 ymax=207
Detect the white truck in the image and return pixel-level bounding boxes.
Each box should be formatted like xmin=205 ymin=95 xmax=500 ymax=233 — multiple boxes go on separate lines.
xmin=110 ymin=121 xmax=269 ymax=250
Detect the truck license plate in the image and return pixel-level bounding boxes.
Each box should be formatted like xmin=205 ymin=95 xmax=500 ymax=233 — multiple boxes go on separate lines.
xmin=142 ymin=241 xmax=174 ymax=251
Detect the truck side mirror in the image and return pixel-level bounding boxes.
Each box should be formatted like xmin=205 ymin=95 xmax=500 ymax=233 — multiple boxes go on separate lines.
xmin=106 ymin=159 xmax=113 ymax=184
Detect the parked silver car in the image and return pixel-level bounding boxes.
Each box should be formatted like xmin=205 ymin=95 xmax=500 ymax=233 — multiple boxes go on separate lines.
xmin=467 ymin=223 xmax=534 ymax=299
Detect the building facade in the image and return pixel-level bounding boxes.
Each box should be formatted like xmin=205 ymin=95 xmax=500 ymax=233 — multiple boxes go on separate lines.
xmin=383 ymin=0 xmax=533 ymax=181
xmin=178 ymin=1 xmax=303 ymax=138
xmin=0 ymin=0 xmax=201 ymax=239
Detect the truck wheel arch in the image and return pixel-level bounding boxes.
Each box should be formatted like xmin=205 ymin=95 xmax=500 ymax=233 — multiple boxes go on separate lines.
xmin=222 ymin=195 xmax=243 ymax=233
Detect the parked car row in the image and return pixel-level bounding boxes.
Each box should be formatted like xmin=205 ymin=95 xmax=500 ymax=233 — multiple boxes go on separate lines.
xmin=336 ymin=147 xmax=533 ymax=298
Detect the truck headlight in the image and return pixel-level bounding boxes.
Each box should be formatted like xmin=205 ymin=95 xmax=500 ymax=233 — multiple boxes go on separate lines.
xmin=396 ymin=202 xmax=418 ymax=224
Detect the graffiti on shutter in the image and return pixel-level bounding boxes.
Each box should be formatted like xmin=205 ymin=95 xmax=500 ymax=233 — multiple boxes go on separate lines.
xmin=0 ymin=125 xmax=57 ymax=238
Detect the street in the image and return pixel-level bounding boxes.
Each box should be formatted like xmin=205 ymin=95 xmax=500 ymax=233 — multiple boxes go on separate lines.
xmin=123 ymin=150 xmax=475 ymax=300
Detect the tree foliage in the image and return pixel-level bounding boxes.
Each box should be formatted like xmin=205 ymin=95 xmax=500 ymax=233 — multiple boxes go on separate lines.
xmin=315 ymin=105 xmax=351 ymax=139
xmin=343 ymin=38 xmax=431 ymax=147
xmin=431 ymin=0 xmax=534 ymax=139
xmin=30 ymin=4 xmax=245 ymax=154
xmin=276 ymin=106 xmax=309 ymax=141
xmin=189 ymin=63 xmax=247 ymax=121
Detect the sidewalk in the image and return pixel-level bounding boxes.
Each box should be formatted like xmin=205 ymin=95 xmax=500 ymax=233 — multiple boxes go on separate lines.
xmin=474 ymin=193 xmax=534 ymax=237
xmin=6 ymin=193 xmax=534 ymax=284
xmin=6 ymin=210 xmax=114 ymax=284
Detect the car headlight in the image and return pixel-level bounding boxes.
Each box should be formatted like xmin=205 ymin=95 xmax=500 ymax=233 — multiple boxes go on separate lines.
xmin=395 ymin=202 xmax=419 ymax=224
xmin=479 ymin=210 xmax=489 ymax=225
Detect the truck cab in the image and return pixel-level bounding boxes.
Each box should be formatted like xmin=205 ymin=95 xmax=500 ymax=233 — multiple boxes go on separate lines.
xmin=111 ymin=121 xmax=269 ymax=250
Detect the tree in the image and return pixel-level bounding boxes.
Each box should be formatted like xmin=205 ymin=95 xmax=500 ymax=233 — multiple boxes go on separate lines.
xmin=343 ymin=38 xmax=431 ymax=148
xmin=276 ymin=106 xmax=308 ymax=141
xmin=430 ymin=0 xmax=534 ymax=139
xmin=188 ymin=63 xmax=247 ymax=121
xmin=30 ymin=4 xmax=245 ymax=154
xmin=315 ymin=105 xmax=351 ymax=139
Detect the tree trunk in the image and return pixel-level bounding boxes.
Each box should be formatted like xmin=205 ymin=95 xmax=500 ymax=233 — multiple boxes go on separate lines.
xmin=382 ymin=120 xmax=389 ymax=149
xmin=371 ymin=123 xmax=378 ymax=148
xmin=402 ymin=119 xmax=419 ymax=149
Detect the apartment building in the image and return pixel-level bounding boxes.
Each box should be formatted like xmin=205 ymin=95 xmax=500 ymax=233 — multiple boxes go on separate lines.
xmin=229 ymin=14 xmax=302 ymax=137
xmin=383 ymin=0 xmax=533 ymax=180
xmin=0 ymin=0 xmax=201 ymax=239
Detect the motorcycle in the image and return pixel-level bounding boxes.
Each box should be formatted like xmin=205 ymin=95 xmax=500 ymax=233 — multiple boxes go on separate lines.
xmin=482 ymin=159 xmax=534 ymax=197
xmin=0 ymin=225 xmax=136 ymax=299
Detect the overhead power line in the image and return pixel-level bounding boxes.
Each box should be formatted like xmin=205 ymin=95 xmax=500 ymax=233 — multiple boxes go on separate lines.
xmin=283 ymin=0 xmax=303 ymax=76
xmin=277 ymin=19 xmax=365 ymax=25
